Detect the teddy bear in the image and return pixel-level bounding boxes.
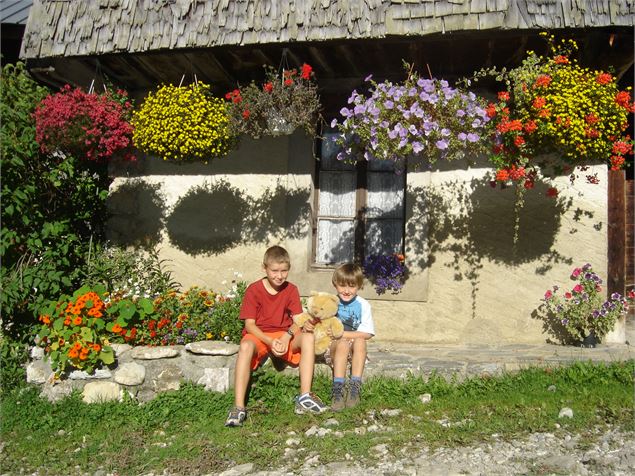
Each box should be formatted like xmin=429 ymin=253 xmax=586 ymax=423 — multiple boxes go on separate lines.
xmin=293 ymin=291 xmax=344 ymax=355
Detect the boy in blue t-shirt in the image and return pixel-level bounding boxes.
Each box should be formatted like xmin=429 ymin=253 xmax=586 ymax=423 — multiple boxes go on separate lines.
xmin=328 ymin=263 xmax=375 ymax=411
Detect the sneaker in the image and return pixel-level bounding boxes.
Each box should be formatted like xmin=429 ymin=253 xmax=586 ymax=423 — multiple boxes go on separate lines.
xmin=346 ymin=380 xmax=361 ymax=408
xmin=331 ymin=382 xmax=346 ymax=412
xmin=294 ymin=392 xmax=328 ymax=414
xmin=224 ymin=406 xmax=247 ymax=427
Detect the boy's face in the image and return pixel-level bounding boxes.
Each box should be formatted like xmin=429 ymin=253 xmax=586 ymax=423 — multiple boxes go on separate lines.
xmin=263 ymin=261 xmax=290 ymax=290
xmin=334 ymin=282 xmax=359 ymax=303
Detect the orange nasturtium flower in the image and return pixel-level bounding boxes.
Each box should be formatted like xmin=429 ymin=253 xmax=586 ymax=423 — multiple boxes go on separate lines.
xmin=68 ymin=348 xmax=79 ymax=359
xmin=73 ymin=316 xmax=83 ymax=326
xmin=112 ymin=323 xmax=123 ymax=333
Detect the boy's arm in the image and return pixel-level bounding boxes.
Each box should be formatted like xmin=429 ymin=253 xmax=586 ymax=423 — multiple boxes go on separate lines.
xmin=244 ymin=319 xmax=274 ymax=346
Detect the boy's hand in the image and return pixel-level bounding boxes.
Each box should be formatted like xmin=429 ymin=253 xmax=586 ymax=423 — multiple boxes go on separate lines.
xmin=271 ymin=336 xmax=289 ymax=356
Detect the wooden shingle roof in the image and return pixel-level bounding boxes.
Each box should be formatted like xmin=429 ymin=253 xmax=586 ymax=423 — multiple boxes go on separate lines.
xmin=21 ymin=0 xmax=635 ymax=60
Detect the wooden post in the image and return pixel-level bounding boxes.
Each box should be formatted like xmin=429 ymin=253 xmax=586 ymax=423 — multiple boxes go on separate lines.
xmin=607 ymin=169 xmax=625 ymax=296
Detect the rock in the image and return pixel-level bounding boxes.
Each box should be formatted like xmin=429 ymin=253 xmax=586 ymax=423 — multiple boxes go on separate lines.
xmin=39 ymin=379 xmax=73 ymax=402
xmin=130 ymin=346 xmax=180 ymax=360
xmin=82 ymin=381 xmax=122 ymax=404
xmin=26 ymin=360 xmax=53 ymax=384
xmin=185 ymin=341 xmax=239 ymax=356
xmin=217 ymin=463 xmax=254 ymax=476
xmin=419 ymin=393 xmax=432 ymax=404
xmin=323 ymin=418 xmax=339 ymax=427
xmin=68 ymin=368 xmax=112 ymax=380
xmin=547 ymin=385 xmax=557 ymax=392
xmin=30 ymin=346 xmax=45 ymax=360
xmin=152 ymin=366 xmax=182 ymax=392
xmin=111 ymin=343 xmax=132 ymax=356
xmin=380 ymin=409 xmax=402 ymax=417
xmin=196 ymin=367 xmax=230 ymax=392
xmin=114 ymin=362 xmax=146 ymax=386
xmin=558 ymin=407 xmax=574 ymax=419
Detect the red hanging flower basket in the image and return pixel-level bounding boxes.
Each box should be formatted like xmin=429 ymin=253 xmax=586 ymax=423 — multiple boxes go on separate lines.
xmin=34 ymin=85 xmax=135 ymax=162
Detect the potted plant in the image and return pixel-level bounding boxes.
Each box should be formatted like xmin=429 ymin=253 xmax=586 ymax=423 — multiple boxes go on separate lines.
xmin=539 ymin=263 xmax=634 ymax=346
xmin=330 ymin=65 xmax=492 ymax=171
xmin=362 ymin=253 xmax=407 ymax=295
xmin=470 ymin=33 xmax=634 ymax=195
xmin=132 ymin=82 xmax=235 ymax=162
xmin=224 ymin=63 xmax=320 ymax=139
xmin=33 ymin=84 xmax=135 ymax=162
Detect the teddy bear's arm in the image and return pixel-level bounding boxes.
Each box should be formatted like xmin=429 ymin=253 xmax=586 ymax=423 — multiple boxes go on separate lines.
xmin=293 ymin=313 xmax=312 ymax=328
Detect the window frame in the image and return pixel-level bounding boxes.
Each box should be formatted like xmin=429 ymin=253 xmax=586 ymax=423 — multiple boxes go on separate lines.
xmin=311 ymin=133 xmax=407 ymax=268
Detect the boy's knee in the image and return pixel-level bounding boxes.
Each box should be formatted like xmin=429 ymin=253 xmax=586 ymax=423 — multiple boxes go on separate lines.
xmin=238 ymin=339 xmax=256 ymax=355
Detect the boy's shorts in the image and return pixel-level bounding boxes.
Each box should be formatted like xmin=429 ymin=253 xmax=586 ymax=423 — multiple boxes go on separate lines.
xmin=242 ymin=331 xmax=301 ymax=370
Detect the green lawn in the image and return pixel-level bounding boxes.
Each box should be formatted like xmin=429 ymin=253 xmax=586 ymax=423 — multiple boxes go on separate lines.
xmin=1 ymin=360 xmax=633 ymax=475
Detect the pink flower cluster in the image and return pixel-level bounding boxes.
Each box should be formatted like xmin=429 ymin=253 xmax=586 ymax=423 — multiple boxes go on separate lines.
xmin=34 ymin=85 xmax=135 ymax=162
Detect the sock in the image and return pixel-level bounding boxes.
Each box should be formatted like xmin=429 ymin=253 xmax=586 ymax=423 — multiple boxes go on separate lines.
xmin=333 ymin=377 xmax=345 ymax=385
xmin=351 ymin=376 xmax=362 ymax=383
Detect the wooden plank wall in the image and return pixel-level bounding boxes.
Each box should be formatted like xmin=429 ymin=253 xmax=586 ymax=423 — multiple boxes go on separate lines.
xmin=607 ymin=170 xmax=625 ymax=296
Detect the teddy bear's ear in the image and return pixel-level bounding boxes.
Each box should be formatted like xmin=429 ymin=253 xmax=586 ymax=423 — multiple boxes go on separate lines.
xmin=328 ymin=294 xmax=339 ymax=305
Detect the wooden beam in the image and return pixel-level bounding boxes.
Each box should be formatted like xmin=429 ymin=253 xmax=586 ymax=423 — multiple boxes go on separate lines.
xmin=607 ymin=169 xmax=626 ymax=296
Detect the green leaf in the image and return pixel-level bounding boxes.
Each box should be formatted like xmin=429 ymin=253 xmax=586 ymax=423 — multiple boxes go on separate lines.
xmin=99 ymin=348 xmax=114 ymax=365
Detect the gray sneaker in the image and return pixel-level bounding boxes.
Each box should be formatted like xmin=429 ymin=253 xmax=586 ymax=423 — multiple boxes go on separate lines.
xmin=346 ymin=380 xmax=361 ymax=408
xmin=331 ymin=382 xmax=346 ymax=412
xmin=224 ymin=406 xmax=247 ymax=427
xmin=295 ymin=392 xmax=328 ymax=414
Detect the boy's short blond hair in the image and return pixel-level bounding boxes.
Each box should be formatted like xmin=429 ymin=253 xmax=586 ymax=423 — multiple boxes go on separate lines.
xmin=332 ymin=263 xmax=364 ymax=288
xmin=263 ymin=245 xmax=291 ymax=268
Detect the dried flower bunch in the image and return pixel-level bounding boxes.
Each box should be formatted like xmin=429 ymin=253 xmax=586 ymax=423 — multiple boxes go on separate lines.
xmin=34 ymin=85 xmax=135 ymax=162
xmin=472 ymin=33 xmax=634 ymax=196
xmin=225 ymin=63 xmax=320 ymax=139
xmin=132 ymin=82 xmax=235 ymax=162
xmin=331 ymin=65 xmax=491 ymax=171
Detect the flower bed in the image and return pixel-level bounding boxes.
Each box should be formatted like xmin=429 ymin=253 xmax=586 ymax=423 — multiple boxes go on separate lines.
xmin=36 ymin=282 xmax=246 ymax=377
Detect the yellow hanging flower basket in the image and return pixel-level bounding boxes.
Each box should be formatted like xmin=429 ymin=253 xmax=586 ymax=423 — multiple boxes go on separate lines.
xmin=132 ymin=82 xmax=236 ymax=162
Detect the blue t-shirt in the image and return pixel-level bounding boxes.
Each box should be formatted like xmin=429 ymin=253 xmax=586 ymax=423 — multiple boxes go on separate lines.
xmin=337 ymin=296 xmax=363 ymax=331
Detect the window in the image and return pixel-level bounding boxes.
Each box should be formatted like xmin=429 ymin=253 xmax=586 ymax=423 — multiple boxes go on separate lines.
xmin=313 ymin=130 xmax=406 ymax=266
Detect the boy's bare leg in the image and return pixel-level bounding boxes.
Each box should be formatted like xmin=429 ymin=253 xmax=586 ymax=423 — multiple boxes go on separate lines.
xmin=296 ymin=332 xmax=316 ymax=394
xmin=350 ymin=338 xmax=367 ymax=377
xmin=234 ymin=339 xmax=256 ymax=408
xmin=332 ymin=338 xmax=351 ymax=379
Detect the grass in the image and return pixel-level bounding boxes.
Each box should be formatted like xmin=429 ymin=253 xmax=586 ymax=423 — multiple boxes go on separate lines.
xmin=1 ymin=360 xmax=633 ymax=475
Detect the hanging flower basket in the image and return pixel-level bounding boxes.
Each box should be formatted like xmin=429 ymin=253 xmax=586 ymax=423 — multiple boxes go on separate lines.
xmin=132 ymin=82 xmax=235 ymax=162
xmin=471 ymin=32 xmax=634 ymax=195
xmin=33 ymin=85 xmax=135 ymax=162
xmin=330 ymin=64 xmax=492 ymax=171
xmin=224 ymin=63 xmax=320 ymax=139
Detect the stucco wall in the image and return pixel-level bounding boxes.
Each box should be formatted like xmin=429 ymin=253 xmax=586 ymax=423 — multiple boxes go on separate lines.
xmin=108 ymin=131 xmax=618 ymax=344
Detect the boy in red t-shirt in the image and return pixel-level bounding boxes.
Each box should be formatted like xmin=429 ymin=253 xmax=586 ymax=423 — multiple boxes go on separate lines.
xmin=225 ymin=246 xmax=328 ymax=427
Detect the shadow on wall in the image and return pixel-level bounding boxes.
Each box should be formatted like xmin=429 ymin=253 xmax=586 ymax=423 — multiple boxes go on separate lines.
xmin=406 ymin=176 xmax=585 ymax=316
xmin=166 ymin=179 xmax=311 ymax=256
xmin=107 ymin=179 xmax=166 ymax=248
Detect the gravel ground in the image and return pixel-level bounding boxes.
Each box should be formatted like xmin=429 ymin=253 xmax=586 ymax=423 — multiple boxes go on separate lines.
xmin=211 ymin=426 xmax=635 ymax=476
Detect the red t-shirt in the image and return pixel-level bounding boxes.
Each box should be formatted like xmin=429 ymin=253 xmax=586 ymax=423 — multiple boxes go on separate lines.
xmin=239 ymin=279 xmax=303 ymax=332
